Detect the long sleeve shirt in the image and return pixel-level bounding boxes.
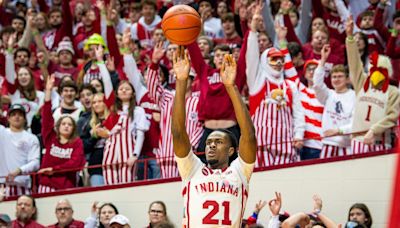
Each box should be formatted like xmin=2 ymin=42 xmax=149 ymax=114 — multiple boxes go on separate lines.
xmin=40 ymin=101 xmax=86 ymax=190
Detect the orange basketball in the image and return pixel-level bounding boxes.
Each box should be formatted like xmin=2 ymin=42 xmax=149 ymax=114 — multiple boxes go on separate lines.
xmin=161 ymin=5 xmax=201 ymax=45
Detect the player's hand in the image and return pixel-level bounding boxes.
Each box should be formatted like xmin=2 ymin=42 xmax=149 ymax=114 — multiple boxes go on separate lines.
xmin=38 ymin=167 xmax=54 ymax=175
xmin=221 ymin=54 xmax=237 ymax=86
xmin=95 ymin=45 xmax=105 ymax=62
xmin=323 ymin=128 xmax=340 ymax=137
xmin=294 ymin=138 xmax=304 ymax=149
xmin=127 ymin=156 xmax=138 ymax=169
xmin=320 ymin=44 xmax=331 ymax=62
xmin=268 ymin=191 xmax=282 ymax=216
xmin=346 ymin=16 xmax=354 ymax=37
xmin=363 ymin=129 xmax=375 ymax=145
xmin=172 ymin=46 xmax=190 ymax=81
xmin=152 ymin=41 xmax=166 ymax=64
xmin=312 ymin=194 xmax=322 ymax=212
xmin=254 ymin=200 xmax=267 ymax=214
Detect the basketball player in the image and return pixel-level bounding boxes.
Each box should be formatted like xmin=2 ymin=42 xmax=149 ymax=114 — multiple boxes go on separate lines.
xmin=346 ymin=16 xmax=400 ymax=153
xmin=171 ymin=47 xmax=256 ymax=227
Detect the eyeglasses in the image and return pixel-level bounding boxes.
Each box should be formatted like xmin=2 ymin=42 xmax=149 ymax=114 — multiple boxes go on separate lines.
xmin=268 ymin=57 xmax=284 ymax=66
xmin=149 ymin=209 xmax=164 ymax=214
xmin=56 ymin=207 xmax=72 ymax=213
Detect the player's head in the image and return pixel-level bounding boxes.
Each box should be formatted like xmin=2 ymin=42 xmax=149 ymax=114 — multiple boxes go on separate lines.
xmin=205 ymin=129 xmax=238 ymax=169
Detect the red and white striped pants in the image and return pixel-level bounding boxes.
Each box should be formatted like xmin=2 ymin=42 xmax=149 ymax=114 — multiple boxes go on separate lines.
xmin=351 ymin=140 xmax=388 ymax=154
xmin=38 ymin=185 xmax=56 ymax=193
xmin=320 ymin=145 xmax=350 ymax=158
xmin=0 ymin=184 xmax=30 ymax=198
xmin=256 ymin=145 xmax=297 ymax=167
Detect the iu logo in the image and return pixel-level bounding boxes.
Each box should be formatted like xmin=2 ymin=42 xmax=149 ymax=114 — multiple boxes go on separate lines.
xmin=202 ymin=167 xmax=209 ymax=176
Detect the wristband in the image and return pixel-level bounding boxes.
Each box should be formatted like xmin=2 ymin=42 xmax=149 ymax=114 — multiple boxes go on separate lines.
xmin=32 ymin=30 xmax=40 ymax=36
xmin=6 ymin=47 xmax=13 ymax=53
xmin=96 ymin=60 xmax=105 ymax=65
xmin=347 ymin=36 xmax=354 ymax=41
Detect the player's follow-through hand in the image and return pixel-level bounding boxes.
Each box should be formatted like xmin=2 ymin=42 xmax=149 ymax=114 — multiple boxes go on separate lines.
xmin=173 ymin=46 xmax=190 ymax=81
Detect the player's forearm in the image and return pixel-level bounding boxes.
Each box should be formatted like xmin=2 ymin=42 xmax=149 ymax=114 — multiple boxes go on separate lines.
xmin=172 ymin=79 xmax=191 ymax=157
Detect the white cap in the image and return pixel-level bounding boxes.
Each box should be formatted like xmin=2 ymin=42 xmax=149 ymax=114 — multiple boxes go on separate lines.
xmin=57 ymin=37 xmax=75 ymax=55
xmin=109 ymin=215 xmax=130 ymax=225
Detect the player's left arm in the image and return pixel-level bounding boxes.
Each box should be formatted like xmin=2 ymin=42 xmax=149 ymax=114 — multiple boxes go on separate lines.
xmin=221 ymin=54 xmax=256 ymax=164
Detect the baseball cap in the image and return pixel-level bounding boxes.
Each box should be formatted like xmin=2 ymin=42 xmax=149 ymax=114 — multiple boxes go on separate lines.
xmin=0 ymin=214 xmax=11 ymax=224
xmin=304 ymin=59 xmax=319 ymax=70
xmin=267 ymin=48 xmax=284 ymax=58
xmin=9 ymin=104 xmax=26 ymax=116
xmin=109 ymin=215 xmax=129 ymax=226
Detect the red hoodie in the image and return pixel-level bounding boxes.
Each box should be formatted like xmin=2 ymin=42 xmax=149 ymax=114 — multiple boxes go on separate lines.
xmin=39 ymin=101 xmax=85 ymax=190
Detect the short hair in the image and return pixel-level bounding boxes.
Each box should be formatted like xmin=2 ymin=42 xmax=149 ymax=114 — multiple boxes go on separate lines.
xmin=212 ymin=128 xmax=238 ymax=152
xmin=213 ymin=44 xmax=231 ymax=53
xmin=313 ymin=27 xmax=330 ymax=39
xmin=287 ymin=42 xmax=303 ymax=57
xmin=348 ymin=203 xmax=373 ymax=228
xmin=141 ymin=0 xmax=157 ymax=10
xmin=14 ymin=47 xmax=31 ymax=59
xmin=330 ymin=64 xmax=348 ymax=77
xmin=12 ymin=15 xmax=26 ymax=27
xmin=48 ymin=7 xmax=62 ymax=17
xmin=59 ymin=80 xmax=78 ymax=93
xmin=0 ymin=26 xmax=16 ymax=37
xmin=79 ymin=84 xmax=96 ymax=95
xmin=221 ymin=12 xmax=235 ymax=23
xmin=360 ymin=10 xmax=374 ymax=19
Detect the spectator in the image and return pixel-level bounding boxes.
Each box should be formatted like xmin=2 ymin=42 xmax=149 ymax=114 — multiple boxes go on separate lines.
xmin=147 ymin=201 xmax=169 ymax=228
xmin=37 ymin=75 xmax=85 ymax=193
xmin=52 ymin=79 xmax=82 ymax=123
xmin=48 ymin=199 xmax=84 ymax=228
xmin=196 ymin=35 xmax=213 ymax=59
xmin=245 ymin=199 xmax=268 ymax=226
xmin=353 ymin=32 xmax=370 ymax=73
xmin=81 ymin=92 xmax=111 ymax=186
xmin=94 ymin=45 xmax=149 ymax=184
xmin=314 ymin=45 xmax=355 ymax=158
xmin=85 ymin=202 xmax=119 ymax=228
xmin=347 ymin=203 xmax=373 ymax=228
xmin=109 ymin=215 xmax=130 ymax=228
xmin=130 ymin=0 xmax=161 ymax=50
xmin=5 ymin=35 xmax=44 ymax=129
xmin=147 ymin=43 xmax=202 ymax=178
xmin=298 ymin=59 xmax=324 ymax=160
xmin=121 ymin=33 xmax=161 ymax=180
xmin=0 ymin=214 xmax=11 ymax=228
xmin=216 ymin=1 xmax=229 ymax=19
xmin=214 ymin=13 xmax=242 ymax=48
xmin=346 ymin=16 xmax=400 ymax=153
xmin=12 ymin=195 xmax=45 ymax=228
xmin=246 ymin=8 xmax=304 ymax=167
xmin=0 ymin=104 xmax=40 ymax=198
xmin=198 ymin=0 xmax=223 ymax=39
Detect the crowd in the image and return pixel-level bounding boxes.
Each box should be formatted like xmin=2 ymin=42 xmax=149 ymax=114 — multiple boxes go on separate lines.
xmin=0 ymin=0 xmax=399 ymax=199
xmin=0 ymin=194 xmax=375 ymax=228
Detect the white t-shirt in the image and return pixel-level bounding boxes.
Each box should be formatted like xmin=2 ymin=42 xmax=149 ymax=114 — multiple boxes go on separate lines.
xmin=0 ymin=126 xmax=40 ymax=187
xmin=176 ymin=151 xmax=254 ymax=227
xmin=204 ymin=17 xmax=224 ymax=39
xmin=9 ymin=90 xmax=44 ymax=128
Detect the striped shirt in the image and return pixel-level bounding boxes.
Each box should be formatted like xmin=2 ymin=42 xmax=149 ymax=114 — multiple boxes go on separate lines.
xmin=298 ymin=83 xmax=324 ymax=149
xmin=147 ymin=64 xmax=203 ymax=178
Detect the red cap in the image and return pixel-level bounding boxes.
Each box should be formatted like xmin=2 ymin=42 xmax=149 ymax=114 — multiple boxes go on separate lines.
xmin=267 ymin=48 xmax=284 ymax=58
xmin=304 ymin=59 xmax=318 ymax=70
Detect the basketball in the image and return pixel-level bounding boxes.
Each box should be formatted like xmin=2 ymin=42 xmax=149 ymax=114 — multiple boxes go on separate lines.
xmin=161 ymin=5 xmax=201 ymax=45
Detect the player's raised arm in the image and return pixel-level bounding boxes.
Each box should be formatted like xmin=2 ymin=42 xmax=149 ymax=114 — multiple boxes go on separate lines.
xmin=221 ymin=54 xmax=256 ymax=164
xmin=172 ymin=46 xmax=192 ymax=158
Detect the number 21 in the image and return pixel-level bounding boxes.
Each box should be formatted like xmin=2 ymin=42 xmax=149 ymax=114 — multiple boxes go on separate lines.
xmin=202 ymin=200 xmax=232 ymax=225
